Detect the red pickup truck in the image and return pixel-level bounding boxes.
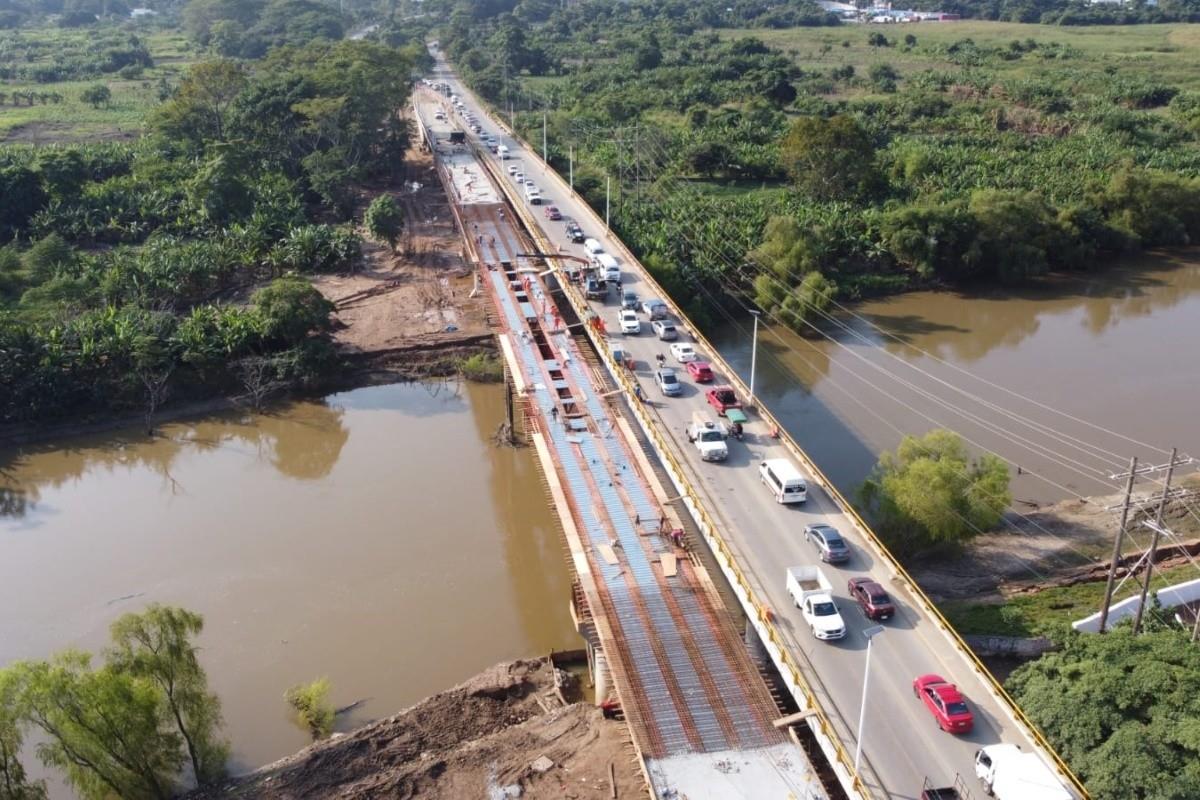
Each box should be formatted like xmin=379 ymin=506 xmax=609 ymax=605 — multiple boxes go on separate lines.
xmin=705 ymin=385 xmax=741 ymax=416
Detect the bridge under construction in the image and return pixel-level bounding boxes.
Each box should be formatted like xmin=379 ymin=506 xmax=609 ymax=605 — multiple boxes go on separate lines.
xmin=427 ymin=128 xmax=827 ymax=796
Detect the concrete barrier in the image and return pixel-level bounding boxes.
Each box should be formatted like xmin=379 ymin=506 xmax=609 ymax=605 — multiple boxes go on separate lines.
xmin=1072 ymin=576 xmax=1200 ymax=633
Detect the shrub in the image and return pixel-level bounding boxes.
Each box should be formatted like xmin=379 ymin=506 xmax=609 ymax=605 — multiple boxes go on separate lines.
xmin=284 ymin=678 xmax=334 ymax=740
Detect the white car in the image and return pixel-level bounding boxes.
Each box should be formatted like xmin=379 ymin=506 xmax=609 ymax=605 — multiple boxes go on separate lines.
xmin=618 ymin=310 xmax=641 ymax=335
xmin=670 ymin=343 xmax=697 ymax=363
xmin=507 ymin=164 xmax=520 ymax=175
xmin=513 ymin=171 xmax=525 ymax=182
xmin=801 ymin=595 xmax=847 ymax=641
xmin=605 ymin=265 xmax=621 ymax=284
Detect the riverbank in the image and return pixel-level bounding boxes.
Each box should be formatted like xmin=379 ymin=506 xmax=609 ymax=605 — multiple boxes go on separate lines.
xmin=189 ymin=658 xmax=642 ymax=800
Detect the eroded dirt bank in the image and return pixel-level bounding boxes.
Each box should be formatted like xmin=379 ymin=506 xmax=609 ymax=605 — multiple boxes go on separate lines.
xmin=191 ymin=659 xmax=643 ymax=800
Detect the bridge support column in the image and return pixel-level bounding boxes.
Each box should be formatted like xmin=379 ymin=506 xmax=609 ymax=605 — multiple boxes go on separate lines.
xmin=592 ymin=649 xmax=610 ymax=706
xmin=744 ymin=618 xmax=768 ymax=663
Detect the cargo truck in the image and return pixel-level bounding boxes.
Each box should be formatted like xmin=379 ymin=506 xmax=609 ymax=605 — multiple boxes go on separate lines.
xmin=975 ymin=745 xmax=1073 ymax=800
xmin=687 ymin=412 xmax=728 ymax=462
xmin=786 ymin=566 xmax=845 ymax=641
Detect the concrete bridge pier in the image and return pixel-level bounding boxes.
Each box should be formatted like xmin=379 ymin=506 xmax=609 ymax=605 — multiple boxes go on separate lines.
xmin=588 ymin=642 xmax=610 ymax=706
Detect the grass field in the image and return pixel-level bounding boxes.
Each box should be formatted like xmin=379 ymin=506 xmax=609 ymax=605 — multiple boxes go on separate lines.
xmin=941 ymin=562 xmax=1199 ymax=637
xmin=0 ymin=28 xmax=198 ymax=141
xmin=722 ymin=22 xmax=1200 ymax=95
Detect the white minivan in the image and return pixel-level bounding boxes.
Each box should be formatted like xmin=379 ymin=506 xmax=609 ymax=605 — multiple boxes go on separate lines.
xmin=497 ymin=144 xmax=510 ymax=159
xmin=760 ymin=459 xmax=807 ymax=504
xmin=583 ymin=238 xmax=604 ymax=255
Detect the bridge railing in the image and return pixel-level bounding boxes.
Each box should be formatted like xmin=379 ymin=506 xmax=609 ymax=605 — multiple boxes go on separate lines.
xmin=441 ymin=76 xmax=1088 ymax=800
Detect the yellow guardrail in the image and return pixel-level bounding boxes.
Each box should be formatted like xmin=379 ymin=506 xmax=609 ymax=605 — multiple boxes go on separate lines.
xmin=454 ymin=83 xmax=1087 ymax=800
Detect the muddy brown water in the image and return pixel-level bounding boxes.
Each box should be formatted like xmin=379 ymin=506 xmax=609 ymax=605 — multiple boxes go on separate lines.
xmin=710 ymin=251 xmax=1200 ymax=505
xmin=0 ymin=381 xmax=579 ymax=792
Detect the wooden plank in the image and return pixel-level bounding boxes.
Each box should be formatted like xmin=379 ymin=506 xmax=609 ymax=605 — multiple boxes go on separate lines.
xmin=598 ymin=544 xmax=620 ymax=565
xmin=661 ymin=552 xmax=677 ymax=577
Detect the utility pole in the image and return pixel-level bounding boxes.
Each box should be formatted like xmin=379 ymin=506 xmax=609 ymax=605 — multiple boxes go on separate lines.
xmin=1193 ymin=604 xmax=1200 ymax=643
xmin=605 ymin=176 xmax=610 ymax=230
xmin=748 ymin=310 xmax=761 ymax=411
xmin=1099 ymin=456 xmax=1138 ymax=633
xmin=542 ymin=111 xmax=548 ymax=166
xmin=1133 ymin=447 xmax=1177 ymax=634
xmin=569 ymin=144 xmax=574 ymax=190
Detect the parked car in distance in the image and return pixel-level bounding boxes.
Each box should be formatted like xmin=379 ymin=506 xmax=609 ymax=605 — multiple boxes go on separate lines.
xmin=621 ymin=290 xmax=640 ymax=310
xmin=913 ymin=675 xmax=974 ymax=734
xmin=670 ymin=342 xmax=697 ymax=362
xmin=686 ymin=360 xmax=714 ymax=382
xmin=705 ymin=385 xmax=741 ymax=415
xmin=652 ymin=320 xmax=678 ymax=341
xmin=655 ymin=368 xmax=681 ymax=397
xmin=544 ymin=205 xmax=562 ymax=220
xmin=804 ymin=524 xmax=850 ymax=564
xmin=847 ymin=577 xmax=895 ymax=620
xmin=618 ymin=310 xmax=641 ymax=334
xmin=641 ymin=299 xmax=668 ymax=319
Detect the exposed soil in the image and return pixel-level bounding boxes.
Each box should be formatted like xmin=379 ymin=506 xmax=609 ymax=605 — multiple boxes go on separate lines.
xmin=189 ymin=659 xmax=643 ymax=800
xmin=2 ymin=121 xmax=140 ymax=144
xmin=911 ymin=477 xmax=1200 ymax=602
xmin=312 ymin=132 xmax=494 ymax=381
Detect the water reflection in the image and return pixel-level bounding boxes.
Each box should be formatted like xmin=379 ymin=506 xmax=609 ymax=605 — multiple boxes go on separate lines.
xmin=709 ymin=251 xmax=1200 ymax=500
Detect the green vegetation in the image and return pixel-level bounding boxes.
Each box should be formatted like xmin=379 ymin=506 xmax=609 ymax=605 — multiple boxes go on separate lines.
xmin=364 ymin=193 xmax=404 ymax=251
xmin=457 ymin=351 xmax=504 ymax=382
xmin=284 ymin=677 xmax=334 ymax=740
xmin=942 ymin=562 xmax=1200 ymax=637
xmin=1007 ymin=627 xmax=1200 ymax=800
xmin=0 ymin=30 xmax=421 ymax=426
xmin=0 ymin=605 xmax=226 ymax=799
xmin=447 ymin=7 xmax=1200 ymax=330
xmin=857 ymin=429 xmax=1010 ymax=556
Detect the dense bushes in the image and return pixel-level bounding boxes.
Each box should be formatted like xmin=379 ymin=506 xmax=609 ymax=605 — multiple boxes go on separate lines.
xmin=0 ymin=36 xmax=415 ymax=425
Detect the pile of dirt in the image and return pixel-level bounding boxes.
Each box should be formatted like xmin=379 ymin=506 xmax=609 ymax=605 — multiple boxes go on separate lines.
xmin=190 ymin=659 xmax=642 ymax=800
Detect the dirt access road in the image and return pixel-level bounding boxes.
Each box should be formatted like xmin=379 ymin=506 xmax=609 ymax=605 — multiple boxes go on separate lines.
xmin=313 ymin=129 xmax=493 ymax=378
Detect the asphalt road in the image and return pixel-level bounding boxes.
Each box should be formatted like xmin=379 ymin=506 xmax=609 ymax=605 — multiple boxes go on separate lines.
xmin=418 ymin=57 xmax=1060 ymax=800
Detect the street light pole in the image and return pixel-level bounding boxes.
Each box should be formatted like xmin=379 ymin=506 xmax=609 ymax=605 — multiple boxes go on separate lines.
xmin=605 ymin=176 xmax=611 ymax=230
xmin=854 ymin=625 xmax=884 ymax=780
xmin=569 ymin=145 xmax=574 ymax=190
xmin=748 ymin=310 xmax=761 ymax=410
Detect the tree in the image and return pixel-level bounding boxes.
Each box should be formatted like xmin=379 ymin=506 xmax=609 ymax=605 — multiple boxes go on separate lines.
xmin=13 ymin=652 xmax=183 ymax=800
xmin=0 ymin=167 xmax=47 ymax=238
xmin=153 ymin=60 xmax=247 ymax=147
xmin=253 ymin=277 xmax=334 ymax=346
xmin=79 ymin=84 xmax=111 ymax=108
xmin=0 ymin=670 xmax=46 ymax=800
xmin=1007 ymin=628 xmax=1200 ymax=800
xmin=858 ymin=429 xmax=1010 ymax=556
xmin=106 ymin=606 xmax=228 ymax=788
xmin=779 ymin=115 xmax=880 ymax=201
xmin=684 ymin=141 xmax=732 ymax=179
xmin=284 ymin=678 xmax=333 ymax=739
xmin=867 ymin=32 xmax=890 ymax=48
xmin=363 ymin=195 xmax=404 ymax=251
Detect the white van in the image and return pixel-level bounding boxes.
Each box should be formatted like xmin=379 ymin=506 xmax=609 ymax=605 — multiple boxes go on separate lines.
xmin=593 ymin=252 xmax=620 ymax=282
xmin=525 ymin=186 xmax=542 ymax=205
xmin=583 ymin=238 xmax=604 ymax=255
xmin=760 ymin=459 xmax=807 ymax=504
xmin=497 ymin=145 xmax=510 ymax=159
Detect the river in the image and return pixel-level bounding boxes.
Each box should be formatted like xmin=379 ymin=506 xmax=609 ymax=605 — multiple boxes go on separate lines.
xmin=709 ymin=251 xmax=1200 ymax=505
xmin=0 ymin=381 xmax=579 ymax=790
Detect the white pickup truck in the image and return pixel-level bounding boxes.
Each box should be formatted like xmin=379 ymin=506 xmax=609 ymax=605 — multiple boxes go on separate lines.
xmin=975 ymin=745 xmax=1073 ymax=800
xmin=687 ymin=413 xmax=728 ymax=462
xmin=787 ymin=566 xmax=846 ymax=641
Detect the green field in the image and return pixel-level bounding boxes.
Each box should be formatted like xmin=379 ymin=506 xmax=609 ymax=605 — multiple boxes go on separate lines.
xmin=723 ymin=22 xmax=1200 ymax=95
xmin=0 ymin=28 xmax=197 ymax=141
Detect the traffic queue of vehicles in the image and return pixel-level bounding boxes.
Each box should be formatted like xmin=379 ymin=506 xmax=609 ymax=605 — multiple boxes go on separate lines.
xmin=428 ymin=80 xmax=1068 ymax=800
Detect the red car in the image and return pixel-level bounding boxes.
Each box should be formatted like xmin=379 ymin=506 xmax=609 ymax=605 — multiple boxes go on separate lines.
xmin=705 ymin=385 xmax=741 ymax=415
xmin=543 ymin=205 xmax=562 ymax=220
xmin=847 ymin=577 xmax=895 ymax=621
xmin=687 ymin=361 xmax=714 ymax=383
xmin=913 ymin=674 xmax=974 ymax=734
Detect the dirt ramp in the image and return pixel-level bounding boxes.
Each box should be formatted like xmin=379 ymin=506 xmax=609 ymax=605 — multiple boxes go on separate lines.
xmin=191 ymin=658 xmax=642 ymax=799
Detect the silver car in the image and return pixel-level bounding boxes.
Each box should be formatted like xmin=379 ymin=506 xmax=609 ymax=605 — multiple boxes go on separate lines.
xmin=655 ymin=368 xmax=682 ymax=397
xmin=652 ymin=320 xmax=678 ymax=341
